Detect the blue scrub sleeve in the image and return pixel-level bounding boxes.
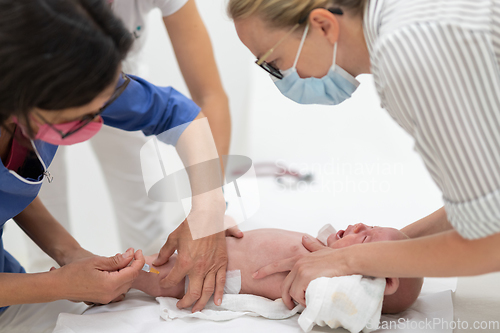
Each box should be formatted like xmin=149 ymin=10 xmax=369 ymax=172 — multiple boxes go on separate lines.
xmin=101 ymin=75 xmax=201 ymax=145
xmin=0 ymin=250 xmax=26 ymax=313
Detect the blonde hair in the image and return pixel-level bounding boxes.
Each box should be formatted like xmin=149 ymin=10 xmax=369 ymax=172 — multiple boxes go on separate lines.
xmin=227 ymin=0 xmax=367 ymax=29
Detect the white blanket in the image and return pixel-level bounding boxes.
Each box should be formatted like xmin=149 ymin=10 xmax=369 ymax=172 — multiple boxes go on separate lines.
xmin=160 ymin=275 xmax=385 ymax=333
xmin=159 ymin=295 xmax=303 ymax=321
xmin=53 ymin=278 xmax=455 ymax=333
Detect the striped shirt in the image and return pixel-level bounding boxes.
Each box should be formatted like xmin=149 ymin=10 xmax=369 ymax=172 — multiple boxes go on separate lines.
xmin=363 ymin=0 xmax=500 ymax=239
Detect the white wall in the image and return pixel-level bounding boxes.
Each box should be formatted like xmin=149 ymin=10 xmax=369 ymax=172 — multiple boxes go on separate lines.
xmin=4 ymin=0 xmax=443 ymax=269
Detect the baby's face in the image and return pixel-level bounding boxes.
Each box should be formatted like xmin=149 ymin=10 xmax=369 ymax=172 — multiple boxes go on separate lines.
xmin=326 ymin=223 xmax=421 ymax=314
xmin=327 ymin=223 xmax=407 ymax=249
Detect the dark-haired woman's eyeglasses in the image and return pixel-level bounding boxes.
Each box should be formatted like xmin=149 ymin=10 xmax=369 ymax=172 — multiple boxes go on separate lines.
xmin=255 ymin=8 xmax=343 ymax=80
xmin=37 ymin=73 xmax=130 ymax=139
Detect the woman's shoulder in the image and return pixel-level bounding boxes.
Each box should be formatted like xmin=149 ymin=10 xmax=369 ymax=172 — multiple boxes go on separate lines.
xmin=375 ymin=0 xmax=491 ymax=37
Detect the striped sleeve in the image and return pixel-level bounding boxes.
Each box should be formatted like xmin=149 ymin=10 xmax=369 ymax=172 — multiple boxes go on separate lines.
xmin=372 ymin=22 xmax=500 ymax=239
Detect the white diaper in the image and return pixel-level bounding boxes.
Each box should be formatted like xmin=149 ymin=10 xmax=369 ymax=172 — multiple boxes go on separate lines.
xmin=184 ymin=270 xmax=242 ymax=295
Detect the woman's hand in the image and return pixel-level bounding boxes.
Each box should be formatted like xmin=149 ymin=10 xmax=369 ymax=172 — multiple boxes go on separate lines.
xmin=253 ymin=235 xmax=352 ymax=309
xmin=54 ymin=247 xmax=131 ymax=305
xmin=53 ymin=248 xmax=145 ymax=304
xmin=153 ymin=215 xmax=229 ymax=312
xmin=252 ymin=236 xmax=329 ymax=280
xmin=58 ymin=247 xmax=95 ymax=267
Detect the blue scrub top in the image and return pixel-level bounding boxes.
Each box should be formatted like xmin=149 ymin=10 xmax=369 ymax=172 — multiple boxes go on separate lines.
xmin=0 ymin=75 xmax=200 ymax=311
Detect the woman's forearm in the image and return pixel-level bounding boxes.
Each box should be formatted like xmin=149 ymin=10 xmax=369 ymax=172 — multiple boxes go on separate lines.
xmin=1 ymin=250 xmax=145 ymax=307
xmin=13 ymin=196 xmax=84 ymax=266
xmin=163 ymin=0 xmax=231 ymax=159
xmin=197 ymin=95 xmax=231 ymax=158
xmin=401 ymin=207 xmax=453 ymax=238
xmin=349 ymin=229 xmax=500 ymax=278
xmin=0 ymin=272 xmax=62 ymax=307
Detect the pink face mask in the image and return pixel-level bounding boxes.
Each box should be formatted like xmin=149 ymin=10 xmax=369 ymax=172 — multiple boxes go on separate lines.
xmin=13 ymin=116 xmax=103 ymax=146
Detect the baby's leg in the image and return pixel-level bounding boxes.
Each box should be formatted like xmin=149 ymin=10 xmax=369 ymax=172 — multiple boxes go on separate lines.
xmin=132 ymin=255 xmax=185 ymax=299
xmin=226 ymin=229 xmax=312 ymax=300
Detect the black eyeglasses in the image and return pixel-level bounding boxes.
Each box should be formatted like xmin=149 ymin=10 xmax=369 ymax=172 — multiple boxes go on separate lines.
xmin=255 ymin=8 xmax=343 ymax=80
xmin=36 ymin=72 xmax=130 ymax=139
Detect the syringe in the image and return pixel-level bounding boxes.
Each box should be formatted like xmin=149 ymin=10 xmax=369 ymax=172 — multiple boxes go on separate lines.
xmin=142 ymin=263 xmax=160 ymax=274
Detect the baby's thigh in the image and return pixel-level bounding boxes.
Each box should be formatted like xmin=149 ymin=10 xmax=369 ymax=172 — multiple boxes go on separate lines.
xmin=226 ymin=229 xmax=311 ymax=300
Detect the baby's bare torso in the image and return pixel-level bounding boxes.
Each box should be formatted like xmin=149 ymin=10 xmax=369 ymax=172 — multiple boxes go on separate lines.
xmin=226 ymin=229 xmax=312 ymax=300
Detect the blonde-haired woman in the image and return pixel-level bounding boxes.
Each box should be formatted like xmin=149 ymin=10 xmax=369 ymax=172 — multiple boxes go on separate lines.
xmin=228 ymin=0 xmax=500 ymax=310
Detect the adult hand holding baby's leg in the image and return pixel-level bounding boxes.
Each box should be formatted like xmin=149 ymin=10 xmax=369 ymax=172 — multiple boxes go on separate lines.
xmin=153 ymin=218 xmax=228 ymax=313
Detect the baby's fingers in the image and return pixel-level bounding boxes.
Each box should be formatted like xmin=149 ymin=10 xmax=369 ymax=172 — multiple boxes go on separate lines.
xmin=281 ymin=270 xmax=297 ymax=310
xmin=225 ymin=225 xmax=243 ymax=238
xmin=252 ymin=255 xmax=301 ymax=279
xmin=302 ymin=235 xmax=327 ymax=252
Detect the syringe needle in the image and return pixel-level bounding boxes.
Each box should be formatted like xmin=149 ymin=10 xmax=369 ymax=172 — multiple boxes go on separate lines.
xmin=142 ymin=263 xmax=160 ymax=274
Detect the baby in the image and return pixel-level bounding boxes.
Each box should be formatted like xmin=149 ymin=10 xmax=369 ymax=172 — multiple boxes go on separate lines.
xmin=132 ymin=224 xmax=423 ymax=314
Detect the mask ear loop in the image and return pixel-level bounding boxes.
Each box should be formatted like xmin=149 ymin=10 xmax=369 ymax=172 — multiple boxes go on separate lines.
xmin=292 ymin=22 xmax=310 ymax=69
xmin=332 ymin=42 xmax=338 ymax=70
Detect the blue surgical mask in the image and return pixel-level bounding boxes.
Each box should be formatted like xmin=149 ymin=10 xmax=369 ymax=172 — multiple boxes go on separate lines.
xmin=273 ymin=23 xmax=360 ymax=105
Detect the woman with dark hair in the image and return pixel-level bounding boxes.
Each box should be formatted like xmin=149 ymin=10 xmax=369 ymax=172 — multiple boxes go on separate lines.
xmin=34 ymin=0 xmax=236 ymax=279
xmin=0 ymin=0 xmax=228 ymax=329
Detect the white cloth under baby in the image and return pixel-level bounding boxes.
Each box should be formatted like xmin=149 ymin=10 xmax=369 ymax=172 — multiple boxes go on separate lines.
xmin=158 ymin=294 xmax=303 ymax=322
xmin=299 ymin=275 xmax=386 ymax=333
xmin=161 ymin=268 xmax=386 ymax=333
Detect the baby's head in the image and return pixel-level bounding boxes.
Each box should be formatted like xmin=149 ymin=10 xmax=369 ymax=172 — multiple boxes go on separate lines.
xmin=326 ymin=223 xmax=423 ymax=314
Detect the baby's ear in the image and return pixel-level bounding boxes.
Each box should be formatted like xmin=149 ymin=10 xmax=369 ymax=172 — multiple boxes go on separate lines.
xmin=384 ymin=278 xmax=400 ymax=295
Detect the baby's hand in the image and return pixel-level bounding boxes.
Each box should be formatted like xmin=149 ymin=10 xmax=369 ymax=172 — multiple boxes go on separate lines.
xmin=224 ymin=216 xmax=244 ymax=238
xmin=225 ymin=225 xmax=244 ymax=238
xmin=302 ymin=235 xmax=329 ymax=253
